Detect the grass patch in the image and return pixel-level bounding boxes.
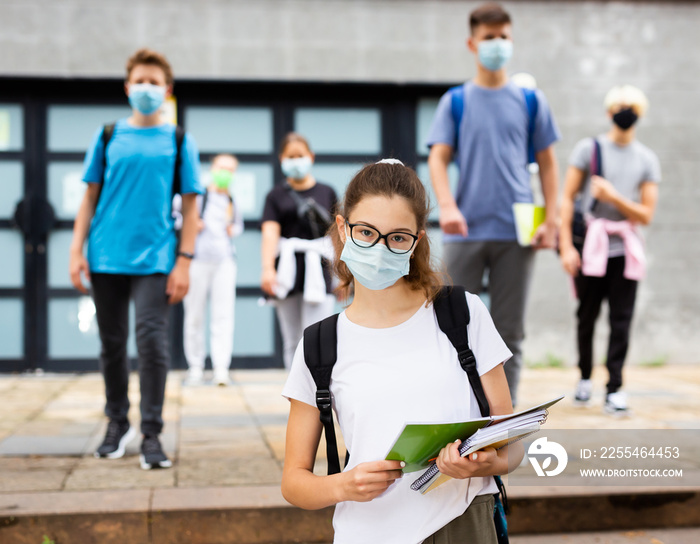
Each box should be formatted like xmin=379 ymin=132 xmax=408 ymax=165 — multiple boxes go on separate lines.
xmin=639 ymin=356 xmax=667 ymax=368
xmin=526 ymin=353 xmax=566 ymax=369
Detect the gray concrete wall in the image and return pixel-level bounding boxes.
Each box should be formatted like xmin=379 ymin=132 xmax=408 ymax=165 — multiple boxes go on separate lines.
xmin=1 ymin=0 xmax=698 ymax=366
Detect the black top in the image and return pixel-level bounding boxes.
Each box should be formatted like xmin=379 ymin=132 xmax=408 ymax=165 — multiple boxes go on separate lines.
xmin=262 ymin=181 xmax=338 ymax=296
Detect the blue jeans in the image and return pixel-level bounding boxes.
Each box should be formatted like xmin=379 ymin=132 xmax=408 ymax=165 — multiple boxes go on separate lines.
xmin=91 ymin=273 xmax=170 ymax=436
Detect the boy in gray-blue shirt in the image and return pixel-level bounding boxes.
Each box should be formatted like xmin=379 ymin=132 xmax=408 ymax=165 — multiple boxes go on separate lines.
xmin=426 ymin=2 xmax=561 ymax=405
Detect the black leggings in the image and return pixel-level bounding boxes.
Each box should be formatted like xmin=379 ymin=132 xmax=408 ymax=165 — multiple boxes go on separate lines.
xmin=574 ymin=257 xmax=638 ymax=394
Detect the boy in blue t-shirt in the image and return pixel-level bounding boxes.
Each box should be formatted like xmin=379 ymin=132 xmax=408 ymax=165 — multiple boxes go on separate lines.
xmin=426 ymin=3 xmax=561 ymax=405
xmin=69 ymin=48 xmax=203 ymax=470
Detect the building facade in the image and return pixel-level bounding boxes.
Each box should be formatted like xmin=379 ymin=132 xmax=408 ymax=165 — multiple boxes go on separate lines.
xmin=0 ymin=0 xmax=698 ymax=371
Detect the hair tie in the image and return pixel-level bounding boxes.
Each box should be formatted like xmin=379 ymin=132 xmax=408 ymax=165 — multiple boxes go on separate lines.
xmin=376 ymin=158 xmax=404 ymax=166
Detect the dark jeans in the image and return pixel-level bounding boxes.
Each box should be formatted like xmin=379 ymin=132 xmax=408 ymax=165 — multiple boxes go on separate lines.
xmin=574 ymin=256 xmax=638 ymax=394
xmin=91 ymin=273 xmax=170 ymax=436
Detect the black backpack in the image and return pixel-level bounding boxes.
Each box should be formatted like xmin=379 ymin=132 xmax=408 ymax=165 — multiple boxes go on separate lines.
xmin=284 ymin=183 xmax=333 ymax=239
xmin=303 ymin=285 xmax=509 ymax=542
xmin=99 ymin=122 xmax=186 ymax=204
xmin=571 ymin=138 xmax=603 ymax=252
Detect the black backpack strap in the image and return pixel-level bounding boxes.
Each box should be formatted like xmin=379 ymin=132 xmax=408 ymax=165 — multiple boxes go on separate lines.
xmin=434 ymin=285 xmax=510 ymax=515
xmin=592 ymin=137 xmax=603 ymax=177
xmin=101 ymin=123 xmax=115 ymax=181
xmin=284 ymin=183 xmax=331 ymax=239
xmin=433 ymin=285 xmax=490 ymax=418
xmin=173 ymin=125 xmax=186 ymax=196
xmin=303 ymin=313 xmax=342 ymax=475
xmin=200 ymin=191 xmax=209 ymax=218
xmin=589 ymin=137 xmax=602 ymax=213
xmin=96 ymin=123 xmax=116 ymax=205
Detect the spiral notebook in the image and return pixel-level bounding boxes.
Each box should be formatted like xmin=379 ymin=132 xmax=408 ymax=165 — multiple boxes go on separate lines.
xmin=409 ymin=395 xmax=563 ymax=494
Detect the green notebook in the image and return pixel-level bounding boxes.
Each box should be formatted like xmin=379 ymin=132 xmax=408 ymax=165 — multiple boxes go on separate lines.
xmin=512 ymin=203 xmax=546 ymax=246
xmin=385 ymin=418 xmax=491 ymax=473
xmin=385 ymin=395 xmax=564 ymax=474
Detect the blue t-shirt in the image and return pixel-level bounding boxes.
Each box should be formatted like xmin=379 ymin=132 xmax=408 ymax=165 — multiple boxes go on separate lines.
xmin=82 ymin=119 xmax=202 ymax=275
xmin=426 ymin=81 xmax=560 ymax=241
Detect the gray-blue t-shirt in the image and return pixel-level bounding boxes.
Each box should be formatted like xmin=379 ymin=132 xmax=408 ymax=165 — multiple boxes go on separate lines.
xmin=426 ymin=81 xmax=560 ymax=241
xmin=569 ymin=134 xmax=661 ymax=257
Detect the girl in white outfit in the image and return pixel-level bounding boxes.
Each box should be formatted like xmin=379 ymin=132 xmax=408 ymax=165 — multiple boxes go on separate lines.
xmin=281 ymin=160 xmax=522 ymax=543
xmin=183 ymin=154 xmax=243 ymax=386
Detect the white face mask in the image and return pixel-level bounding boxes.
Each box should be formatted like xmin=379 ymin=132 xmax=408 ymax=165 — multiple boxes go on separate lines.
xmin=128 ymin=83 xmax=166 ymax=115
xmin=477 ymin=38 xmax=513 ymax=71
xmin=339 ymin=232 xmax=412 ymax=291
xmin=281 ymin=156 xmax=313 ymax=180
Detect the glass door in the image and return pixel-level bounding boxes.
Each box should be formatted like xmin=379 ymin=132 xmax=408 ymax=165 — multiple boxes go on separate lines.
xmin=0 ymin=103 xmax=26 ymax=371
xmin=44 ymin=104 xmax=135 ymax=371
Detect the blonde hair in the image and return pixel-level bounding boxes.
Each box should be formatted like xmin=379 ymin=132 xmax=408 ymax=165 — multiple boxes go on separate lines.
xmin=604 ymin=85 xmax=649 ymax=117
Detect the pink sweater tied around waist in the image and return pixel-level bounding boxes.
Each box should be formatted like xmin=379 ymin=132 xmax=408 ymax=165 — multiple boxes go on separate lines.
xmin=581 ymin=218 xmax=646 ymax=281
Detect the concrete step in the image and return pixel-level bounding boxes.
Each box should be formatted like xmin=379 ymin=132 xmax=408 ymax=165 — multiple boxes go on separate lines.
xmin=2 ymin=485 xmax=700 ymax=544
xmin=510 ymin=528 xmax=700 ymax=544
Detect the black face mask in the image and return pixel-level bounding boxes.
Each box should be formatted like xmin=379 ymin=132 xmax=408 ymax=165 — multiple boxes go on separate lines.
xmin=612 ymin=108 xmax=639 ymax=130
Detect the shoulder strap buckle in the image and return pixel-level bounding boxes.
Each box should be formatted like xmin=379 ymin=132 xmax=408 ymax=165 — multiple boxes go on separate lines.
xmin=315 ymin=389 xmax=332 ymax=412
xmin=457 ymin=348 xmax=476 ymax=371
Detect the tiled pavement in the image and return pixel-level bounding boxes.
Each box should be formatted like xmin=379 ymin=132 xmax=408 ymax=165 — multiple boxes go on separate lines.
xmin=1 ymin=364 xmax=699 ymax=543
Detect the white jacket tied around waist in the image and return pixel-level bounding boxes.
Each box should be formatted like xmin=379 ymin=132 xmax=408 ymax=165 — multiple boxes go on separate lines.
xmin=275 ymin=237 xmax=334 ymax=303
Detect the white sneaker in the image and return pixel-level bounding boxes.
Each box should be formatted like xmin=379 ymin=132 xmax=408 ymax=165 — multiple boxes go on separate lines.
xmin=604 ymin=391 xmax=630 ymax=417
xmin=573 ymin=379 xmax=593 ymax=407
xmin=183 ymin=368 xmax=204 ymax=386
xmin=213 ymin=370 xmax=231 ymax=387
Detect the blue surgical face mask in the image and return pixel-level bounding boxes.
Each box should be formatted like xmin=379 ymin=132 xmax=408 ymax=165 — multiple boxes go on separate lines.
xmin=128 ymin=83 xmax=167 ymax=115
xmin=281 ymin=156 xmax=313 ymax=180
xmin=477 ymin=38 xmax=513 ymax=72
xmin=340 ymin=232 xmax=413 ymax=291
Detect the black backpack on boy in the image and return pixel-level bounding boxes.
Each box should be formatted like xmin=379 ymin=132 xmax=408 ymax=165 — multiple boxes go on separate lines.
xmin=303 ymin=285 xmax=509 ymax=543
xmin=571 ymin=138 xmax=603 ymax=252
xmin=99 ymin=123 xmax=186 ymax=202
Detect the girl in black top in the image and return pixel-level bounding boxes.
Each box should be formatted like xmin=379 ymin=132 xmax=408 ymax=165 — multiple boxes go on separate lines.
xmin=261 ymin=133 xmax=338 ymax=369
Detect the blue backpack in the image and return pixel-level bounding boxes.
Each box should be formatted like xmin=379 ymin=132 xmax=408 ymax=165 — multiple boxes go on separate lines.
xmin=448 ymin=83 xmax=539 ymax=165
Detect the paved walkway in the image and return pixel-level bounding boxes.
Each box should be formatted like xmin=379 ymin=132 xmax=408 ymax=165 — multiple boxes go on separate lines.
xmin=1 ymin=364 xmax=699 ymax=542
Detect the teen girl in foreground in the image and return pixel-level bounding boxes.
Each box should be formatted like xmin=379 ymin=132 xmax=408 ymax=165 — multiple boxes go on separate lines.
xmin=281 ymin=160 xmax=523 ymax=543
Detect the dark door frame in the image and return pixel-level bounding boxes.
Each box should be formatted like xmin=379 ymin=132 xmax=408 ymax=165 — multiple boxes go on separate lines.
xmin=0 ymin=76 xmax=451 ymax=373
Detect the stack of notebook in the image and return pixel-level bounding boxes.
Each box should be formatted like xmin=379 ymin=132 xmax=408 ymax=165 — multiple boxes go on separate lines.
xmin=384 ymin=395 xmax=563 ymax=494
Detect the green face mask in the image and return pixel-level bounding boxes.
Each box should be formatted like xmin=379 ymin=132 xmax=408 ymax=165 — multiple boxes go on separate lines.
xmin=212 ymin=169 xmax=234 ymax=190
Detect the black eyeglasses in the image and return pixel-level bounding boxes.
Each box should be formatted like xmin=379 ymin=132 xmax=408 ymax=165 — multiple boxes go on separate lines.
xmin=346 ymin=221 xmax=419 ymax=254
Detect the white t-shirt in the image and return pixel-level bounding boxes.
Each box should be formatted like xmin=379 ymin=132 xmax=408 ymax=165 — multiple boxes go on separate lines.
xmin=282 ymin=292 xmax=512 ymax=544
xmin=195 ymin=190 xmax=244 ymax=262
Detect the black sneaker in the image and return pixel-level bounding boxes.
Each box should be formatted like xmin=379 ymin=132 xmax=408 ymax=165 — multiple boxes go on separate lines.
xmin=140 ymin=435 xmax=172 ymax=470
xmin=95 ymin=419 xmax=136 ymax=459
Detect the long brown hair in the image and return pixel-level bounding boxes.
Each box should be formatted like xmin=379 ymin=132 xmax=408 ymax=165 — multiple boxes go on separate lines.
xmin=330 ymin=162 xmax=444 ymax=302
